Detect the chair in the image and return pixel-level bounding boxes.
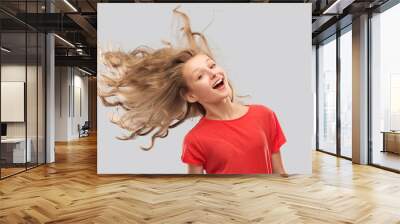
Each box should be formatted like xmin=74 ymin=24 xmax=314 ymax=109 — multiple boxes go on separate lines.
xmin=78 ymin=121 xmax=90 ymax=138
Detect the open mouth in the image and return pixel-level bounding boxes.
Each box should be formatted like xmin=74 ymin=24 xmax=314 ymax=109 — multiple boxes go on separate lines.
xmin=212 ymin=78 xmax=225 ymax=90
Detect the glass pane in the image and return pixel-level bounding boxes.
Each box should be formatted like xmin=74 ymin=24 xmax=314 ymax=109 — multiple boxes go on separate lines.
xmin=38 ymin=32 xmax=45 ymax=165
xmin=0 ymin=1 xmax=46 ymax=178
xmin=27 ymin=31 xmax=38 ymax=169
xmin=371 ymin=4 xmax=400 ymax=171
xmin=1 ymin=30 xmax=27 ymax=177
xmin=318 ymin=37 xmax=337 ymax=154
xmin=313 ymin=45 xmax=316 ymax=150
xmin=26 ymin=0 xmax=39 ymax=170
xmin=340 ymin=29 xmax=352 ymax=158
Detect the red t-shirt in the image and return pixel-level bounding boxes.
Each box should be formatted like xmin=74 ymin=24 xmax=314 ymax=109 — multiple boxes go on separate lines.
xmin=181 ymin=104 xmax=286 ymax=174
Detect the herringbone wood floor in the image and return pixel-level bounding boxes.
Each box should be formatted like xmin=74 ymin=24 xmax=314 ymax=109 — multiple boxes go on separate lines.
xmin=1 ymin=134 xmax=400 ymax=224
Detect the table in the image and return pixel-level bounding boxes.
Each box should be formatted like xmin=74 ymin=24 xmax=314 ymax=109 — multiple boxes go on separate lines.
xmin=381 ymin=131 xmax=400 ymax=154
xmin=1 ymin=138 xmax=32 ymax=163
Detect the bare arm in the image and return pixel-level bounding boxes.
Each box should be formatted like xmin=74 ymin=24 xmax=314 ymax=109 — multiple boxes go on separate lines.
xmin=187 ymin=164 xmax=204 ymax=174
xmin=271 ymin=151 xmax=288 ymax=177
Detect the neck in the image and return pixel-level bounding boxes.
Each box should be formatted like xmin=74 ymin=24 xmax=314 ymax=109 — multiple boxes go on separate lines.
xmin=202 ymin=98 xmax=244 ymax=120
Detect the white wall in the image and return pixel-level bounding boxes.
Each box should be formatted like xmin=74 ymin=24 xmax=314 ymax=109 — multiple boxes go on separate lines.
xmin=71 ymin=72 xmax=89 ymax=138
xmin=1 ymin=65 xmax=26 ymax=140
xmin=54 ymin=67 xmax=89 ymax=141
xmin=55 ymin=67 xmax=68 ymax=141
xmin=74 ymin=68 xmax=89 ymax=140
xmin=1 ymin=65 xmax=35 ymax=138
xmin=312 ymin=45 xmax=316 ymax=150
xmin=1 ymin=82 xmax=24 ymax=122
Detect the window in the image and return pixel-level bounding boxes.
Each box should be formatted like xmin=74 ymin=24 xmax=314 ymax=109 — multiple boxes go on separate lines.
xmin=340 ymin=28 xmax=352 ymax=158
xmin=371 ymin=3 xmax=400 ymax=171
xmin=0 ymin=1 xmax=46 ymax=179
xmin=318 ymin=36 xmax=337 ymax=154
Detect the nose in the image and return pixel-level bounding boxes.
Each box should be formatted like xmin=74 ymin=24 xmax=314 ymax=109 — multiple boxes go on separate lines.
xmin=211 ymin=72 xmax=217 ymax=80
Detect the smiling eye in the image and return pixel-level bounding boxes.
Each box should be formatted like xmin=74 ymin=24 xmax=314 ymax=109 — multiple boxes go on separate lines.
xmin=197 ymin=74 xmax=203 ymax=80
xmin=210 ymin=64 xmax=216 ymax=69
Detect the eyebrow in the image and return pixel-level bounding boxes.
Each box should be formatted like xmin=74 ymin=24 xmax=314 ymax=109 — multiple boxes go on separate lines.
xmin=191 ymin=58 xmax=213 ymax=77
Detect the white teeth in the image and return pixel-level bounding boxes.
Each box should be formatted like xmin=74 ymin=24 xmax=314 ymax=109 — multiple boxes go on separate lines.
xmin=212 ymin=78 xmax=223 ymax=88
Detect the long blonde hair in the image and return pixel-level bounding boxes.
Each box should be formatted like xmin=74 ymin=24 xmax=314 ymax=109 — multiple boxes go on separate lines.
xmin=98 ymin=6 xmax=246 ymax=150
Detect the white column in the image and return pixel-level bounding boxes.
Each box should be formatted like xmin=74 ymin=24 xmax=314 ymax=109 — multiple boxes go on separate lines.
xmin=352 ymin=14 xmax=369 ymax=164
xmin=46 ymin=1 xmax=55 ymax=163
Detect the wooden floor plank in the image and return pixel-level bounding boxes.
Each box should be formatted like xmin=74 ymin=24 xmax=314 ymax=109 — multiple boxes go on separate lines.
xmin=0 ymin=134 xmax=399 ymax=223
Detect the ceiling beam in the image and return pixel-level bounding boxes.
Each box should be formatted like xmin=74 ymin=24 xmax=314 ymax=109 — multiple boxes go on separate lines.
xmin=67 ymin=13 xmax=97 ymax=46
xmin=55 ymin=55 xmax=96 ymax=71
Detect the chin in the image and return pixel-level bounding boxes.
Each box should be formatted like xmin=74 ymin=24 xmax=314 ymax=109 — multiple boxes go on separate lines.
xmin=219 ymin=93 xmax=231 ymax=101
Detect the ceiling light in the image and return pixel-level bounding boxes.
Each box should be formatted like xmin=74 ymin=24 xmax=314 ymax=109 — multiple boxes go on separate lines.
xmin=323 ymin=0 xmax=344 ymax=14
xmin=78 ymin=67 xmax=93 ymax=76
xmin=322 ymin=0 xmax=356 ymax=15
xmin=54 ymin=34 xmax=75 ymax=48
xmin=63 ymin=0 xmax=78 ymax=12
xmin=1 ymin=47 xmax=11 ymax=53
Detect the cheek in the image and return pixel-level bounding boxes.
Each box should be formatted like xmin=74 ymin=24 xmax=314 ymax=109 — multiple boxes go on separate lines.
xmin=197 ymin=83 xmax=211 ymax=94
xmin=191 ymin=82 xmax=212 ymax=97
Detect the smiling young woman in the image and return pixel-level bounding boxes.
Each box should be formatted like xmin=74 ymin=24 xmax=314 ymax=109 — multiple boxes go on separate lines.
xmin=98 ymin=6 xmax=288 ymax=176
